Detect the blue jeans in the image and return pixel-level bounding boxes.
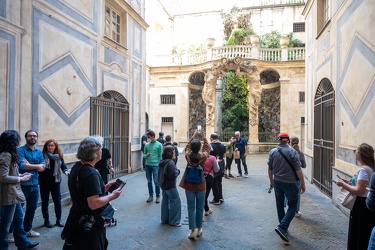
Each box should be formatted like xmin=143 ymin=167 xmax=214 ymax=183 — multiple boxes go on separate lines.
xmin=235 ymin=155 xmax=248 ymax=174
xmin=0 ymin=204 xmax=31 ymax=249
xmin=273 ymin=180 xmax=299 ymax=231
xmin=284 ymin=181 xmax=301 ymax=211
xmin=145 ymin=165 xmax=160 ymax=197
xmin=368 ymin=227 xmax=375 ymax=250
xmin=185 ymin=190 xmax=206 ymax=230
xmin=21 ymin=185 xmax=39 ymax=232
xmin=161 ymin=188 xmax=181 ymax=225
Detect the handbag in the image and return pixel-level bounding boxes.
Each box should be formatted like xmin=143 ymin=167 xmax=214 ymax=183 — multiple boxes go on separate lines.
xmin=335 ymin=166 xmax=373 ymax=210
xmin=234 ymin=150 xmax=240 ymax=160
xmin=336 ymin=187 xmax=356 ymax=210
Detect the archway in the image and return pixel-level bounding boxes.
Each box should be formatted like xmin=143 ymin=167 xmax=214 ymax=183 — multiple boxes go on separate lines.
xmin=188 ymin=71 xmax=206 ymax=138
xmin=90 ymin=90 xmax=130 ymax=177
xmin=258 ymin=69 xmax=281 ymax=142
xmin=201 ymin=57 xmax=261 ymax=142
xmin=313 ymin=78 xmax=335 ymax=197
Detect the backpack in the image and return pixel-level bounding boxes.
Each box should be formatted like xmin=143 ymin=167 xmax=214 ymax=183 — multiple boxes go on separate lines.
xmin=215 ymin=160 xmax=225 ymax=177
xmin=185 ymin=165 xmax=204 ymax=184
xmin=211 ymin=143 xmax=226 ymax=177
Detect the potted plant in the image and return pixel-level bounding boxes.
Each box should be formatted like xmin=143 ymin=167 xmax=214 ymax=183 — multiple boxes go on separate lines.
xmin=250 ymin=35 xmax=260 ymax=46
xmin=280 ymin=36 xmax=290 ymax=48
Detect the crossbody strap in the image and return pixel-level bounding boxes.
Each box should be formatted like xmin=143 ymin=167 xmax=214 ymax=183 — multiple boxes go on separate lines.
xmin=277 ymin=148 xmax=299 ymax=181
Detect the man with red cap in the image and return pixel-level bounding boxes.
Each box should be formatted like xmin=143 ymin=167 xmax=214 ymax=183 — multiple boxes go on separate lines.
xmin=267 ymin=132 xmax=305 ymax=242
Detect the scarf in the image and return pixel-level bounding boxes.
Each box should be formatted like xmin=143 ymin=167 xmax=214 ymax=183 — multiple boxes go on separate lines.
xmin=46 ymin=152 xmax=62 ymax=183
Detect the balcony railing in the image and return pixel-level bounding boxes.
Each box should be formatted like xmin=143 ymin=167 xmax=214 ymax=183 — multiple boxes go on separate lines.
xmin=147 ymin=45 xmax=305 ymax=67
xmin=245 ymin=0 xmax=305 ymax=7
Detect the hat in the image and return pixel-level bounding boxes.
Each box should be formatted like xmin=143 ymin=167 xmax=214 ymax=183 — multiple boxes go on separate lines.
xmin=146 ymin=128 xmax=151 ymax=132
xmin=278 ymin=132 xmax=289 ymax=141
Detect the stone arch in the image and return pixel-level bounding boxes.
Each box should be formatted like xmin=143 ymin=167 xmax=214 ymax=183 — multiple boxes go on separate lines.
xmin=201 ymin=57 xmax=262 ymax=138
xmin=258 ymin=69 xmax=281 ymax=142
xmin=188 ymin=71 xmax=206 ymax=136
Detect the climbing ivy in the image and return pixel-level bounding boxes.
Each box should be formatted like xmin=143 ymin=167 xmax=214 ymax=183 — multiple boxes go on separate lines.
xmin=221 ymin=72 xmax=249 ymax=132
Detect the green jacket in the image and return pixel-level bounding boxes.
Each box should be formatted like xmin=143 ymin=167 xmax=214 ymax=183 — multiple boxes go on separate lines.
xmin=226 ymin=141 xmax=235 ymax=159
xmin=144 ymin=141 xmax=163 ymax=166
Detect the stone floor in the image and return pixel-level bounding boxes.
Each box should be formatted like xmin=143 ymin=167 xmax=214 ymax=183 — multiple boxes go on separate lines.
xmin=9 ymin=154 xmax=349 ymax=250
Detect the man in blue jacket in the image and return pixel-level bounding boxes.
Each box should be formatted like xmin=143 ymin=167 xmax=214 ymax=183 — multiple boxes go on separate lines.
xmin=234 ymin=131 xmax=249 ymax=177
xmin=18 ymin=130 xmax=46 ymax=237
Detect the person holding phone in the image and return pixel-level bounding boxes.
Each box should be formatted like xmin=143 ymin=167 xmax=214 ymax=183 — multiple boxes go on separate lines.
xmin=62 ymin=136 xmax=122 ymax=250
xmin=144 ymin=130 xmax=163 ymax=203
xmin=336 ymin=143 xmax=375 ymax=250
xmin=0 ymin=130 xmax=39 ymax=249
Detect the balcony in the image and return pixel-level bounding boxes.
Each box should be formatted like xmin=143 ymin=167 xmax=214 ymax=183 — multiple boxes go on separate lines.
xmin=147 ymin=45 xmax=305 ymax=67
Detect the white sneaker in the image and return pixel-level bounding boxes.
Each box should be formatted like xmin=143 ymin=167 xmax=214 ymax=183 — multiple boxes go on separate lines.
xmin=197 ymin=228 xmax=203 ymax=237
xmin=188 ymin=229 xmax=196 ymax=239
xmin=204 ymin=209 xmax=212 ymax=216
xmin=26 ymin=229 xmax=40 ymax=237
xmin=8 ymin=233 xmax=14 ymax=243
xmin=295 ymin=211 xmax=301 ymax=218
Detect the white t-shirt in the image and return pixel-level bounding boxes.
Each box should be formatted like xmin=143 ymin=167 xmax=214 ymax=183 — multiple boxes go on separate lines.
xmin=354 ymin=165 xmax=373 ymax=197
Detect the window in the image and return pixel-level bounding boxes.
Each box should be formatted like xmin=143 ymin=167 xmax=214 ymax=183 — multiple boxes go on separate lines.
xmin=105 ymin=5 xmax=120 ymax=43
xmin=324 ymin=0 xmax=330 ymax=25
xmin=293 ymin=22 xmax=305 ymax=33
xmin=160 ymin=95 xmax=176 ymax=104
xmin=317 ymin=0 xmax=330 ymax=34
xmin=162 ymin=117 xmax=173 ymax=123
xmin=299 ymin=91 xmax=305 ymax=103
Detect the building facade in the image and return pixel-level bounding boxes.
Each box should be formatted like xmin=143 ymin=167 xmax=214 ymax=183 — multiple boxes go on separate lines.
xmin=0 ymin=0 xmax=148 ymax=193
xmin=145 ymin=1 xmax=307 ymax=147
xmin=303 ymin=0 xmax=375 ymax=209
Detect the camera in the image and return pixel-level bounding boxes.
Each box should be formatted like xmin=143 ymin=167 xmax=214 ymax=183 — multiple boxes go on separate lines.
xmin=79 ymin=215 xmax=95 ymax=232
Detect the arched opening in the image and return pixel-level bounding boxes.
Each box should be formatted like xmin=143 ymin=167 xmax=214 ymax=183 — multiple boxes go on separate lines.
xmin=90 ymin=90 xmax=130 ymax=177
xmin=188 ymin=71 xmax=206 ymax=138
xmin=258 ymin=69 xmax=280 ymax=142
xmin=313 ymin=78 xmax=335 ymax=197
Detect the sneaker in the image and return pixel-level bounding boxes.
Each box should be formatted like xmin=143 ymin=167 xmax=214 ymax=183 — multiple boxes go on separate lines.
xmin=44 ymin=219 xmax=53 ymax=228
xmin=204 ymin=209 xmax=212 ymax=216
xmin=197 ymin=228 xmax=203 ymax=237
xmin=275 ymin=227 xmax=289 ymax=242
xmin=224 ymin=174 xmax=230 ymax=179
xmin=188 ymin=229 xmax=196 ymax=239
xmin=244 ymin=173 xmax=248 ymax=178
xmin=219 ymin=198 xmax=224 ymax=202
xmin=146 ymin=196 xmax=153 ymax=203
xmin=237 ymin=174 xmax=242 ymax=177
xmin=295 ymin=211 xmax=301 ymax=218
xmin=8 ymin=233 xmax=14 ymax=243
xmin=209 ymin=199 xmax=221 ymax=205
xmin=170 ymin=223 xmax=181 ymax=227
xmin=156 ymin=196 xmax=160 ymax=203
xmin=26 ymin=229 xmax=40 ymax=237
xmin=229 ymin=174 xmax=234 ymax=178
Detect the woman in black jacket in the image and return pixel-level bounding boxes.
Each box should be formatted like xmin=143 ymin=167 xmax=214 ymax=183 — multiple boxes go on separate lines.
xmin=158 ymin=146 xmax=181 ymax=227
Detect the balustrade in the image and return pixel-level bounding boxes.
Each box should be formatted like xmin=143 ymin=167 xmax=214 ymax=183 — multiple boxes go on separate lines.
xmin=148 ymin=46 xmax=305 ymax=66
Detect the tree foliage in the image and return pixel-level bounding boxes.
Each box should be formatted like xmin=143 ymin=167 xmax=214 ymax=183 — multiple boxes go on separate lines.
xmin=221 ymin=72 xmax=249 ymax=132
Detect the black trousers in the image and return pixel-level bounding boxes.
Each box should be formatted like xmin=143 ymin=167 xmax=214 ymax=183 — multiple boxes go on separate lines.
xmin=204 ymin=174 xmax=214 ymax=211
xmin=39 ymin=181 xmax=62 ymax=220
xmin=212 ymin=175 xmax=223 ymax=201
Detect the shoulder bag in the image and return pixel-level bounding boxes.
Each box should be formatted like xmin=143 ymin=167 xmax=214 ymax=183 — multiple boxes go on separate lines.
xmin=277 ymin=148 xmax=299 ymax=181
xmin=336 ymin=166 xmax=373 ymax=210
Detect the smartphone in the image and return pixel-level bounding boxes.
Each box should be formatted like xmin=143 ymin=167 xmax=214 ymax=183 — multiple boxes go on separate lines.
xmin=197 ymin=125 xmax=202 ymax=133
xmin=108 ymin=179 xmax=126 ymax=192
xmin=332 ymin=179 xmax=337 ymax=184
xmin=336 ymin=174 xmax=342 ymax=179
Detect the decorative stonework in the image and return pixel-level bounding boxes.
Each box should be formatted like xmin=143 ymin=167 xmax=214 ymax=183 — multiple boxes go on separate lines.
xmin=201 ymin=57 xmax=262 ymax=133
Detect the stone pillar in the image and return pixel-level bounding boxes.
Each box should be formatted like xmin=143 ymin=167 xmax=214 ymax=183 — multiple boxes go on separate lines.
xmin=279 ymin=77 xmax=291 ymax=132
xmin=215 ymin=77 xmax=223 ymax=133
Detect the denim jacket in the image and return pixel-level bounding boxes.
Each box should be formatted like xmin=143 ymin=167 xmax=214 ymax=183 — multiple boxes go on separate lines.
xmin=17 ymin=145 xmax=45 ymax=186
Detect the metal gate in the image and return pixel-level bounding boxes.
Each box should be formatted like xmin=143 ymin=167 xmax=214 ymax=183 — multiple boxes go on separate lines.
xmin=313 ymin=78 xmax=335 ymax=197
xmin=90 ymin=91 xmax=130 ymax=178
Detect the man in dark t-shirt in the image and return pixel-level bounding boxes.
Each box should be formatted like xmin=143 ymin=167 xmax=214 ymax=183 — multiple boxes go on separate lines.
xmin=95 ymin=147 xmax=112 ymax=184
